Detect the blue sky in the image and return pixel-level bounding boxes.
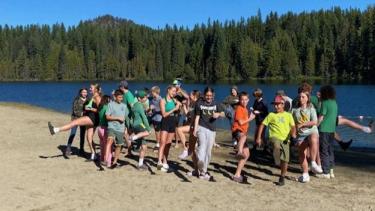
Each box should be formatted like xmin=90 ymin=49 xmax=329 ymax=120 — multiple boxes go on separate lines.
xmin=0 ymin=0 xmax=373 ymax=28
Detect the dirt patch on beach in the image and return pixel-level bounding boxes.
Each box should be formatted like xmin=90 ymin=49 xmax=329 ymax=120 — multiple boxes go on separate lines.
xmin=0 ymin=103 xmax=374 ymax=211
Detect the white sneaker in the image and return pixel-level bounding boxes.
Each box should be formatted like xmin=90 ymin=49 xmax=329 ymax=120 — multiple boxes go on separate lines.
xmin=311 ymin=161 xmax=323 ymax=174
xmin=90 ymin=153 xmax=96 ymax=161
xmin=316 ymin=173 xmax=330 ymax=179
xmin=362 ymin=126 xmax=372 ymax=133
xmin=330 ymin=169 xmax=335 ymax=178
xmin=161 ymin=163 xmax=169 ymax=172
xmin=178 ymin=150 xmax=188 ymax=159
xmin=298 ymin=173 xmax=310 ymax=183
xmin=155 ymin=143 xmax=160 ymax=148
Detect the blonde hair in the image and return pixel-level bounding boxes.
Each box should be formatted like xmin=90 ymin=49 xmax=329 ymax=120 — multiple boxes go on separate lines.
xmin=151 ymin=86 xmax=160 ymax=95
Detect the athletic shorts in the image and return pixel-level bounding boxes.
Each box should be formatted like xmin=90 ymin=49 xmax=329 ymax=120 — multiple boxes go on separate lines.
xmin=132 ymin=125 xmax=148 ymax=146
xmin=161 ymin=115 xmax=177 ymax=133
xmin=108 ymin=128 xmax=124 ymax=146
xmin=152 ymin=120 xmax=162 ymax=132
xmin=270 ymin=137 xmax=290 ymax=163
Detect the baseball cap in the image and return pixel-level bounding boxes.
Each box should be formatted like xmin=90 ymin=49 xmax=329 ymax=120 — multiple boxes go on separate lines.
xmin=136 ymin=90 xmax=147 ymax=98
xmin=272 ymin=95 xmax=285 ymax=104
xmin=119 ymin=80 xmax=128 ymax=88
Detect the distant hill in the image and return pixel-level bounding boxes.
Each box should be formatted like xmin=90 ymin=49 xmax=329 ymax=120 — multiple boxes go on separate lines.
xmin=0 ymin=7 xmax=375 ymax=83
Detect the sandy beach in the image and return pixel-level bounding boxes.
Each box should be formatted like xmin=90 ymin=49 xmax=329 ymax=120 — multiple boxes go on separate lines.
xmin=0 ymin=102 xmax=374 ymax=211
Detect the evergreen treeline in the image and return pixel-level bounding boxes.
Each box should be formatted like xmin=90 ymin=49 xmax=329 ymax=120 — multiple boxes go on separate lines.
xmin=1 ymin=6 xmax=375 ymax=82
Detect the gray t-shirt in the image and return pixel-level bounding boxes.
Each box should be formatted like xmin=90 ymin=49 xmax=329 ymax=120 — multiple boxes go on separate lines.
xmin=150 ymin=96 xmax=162 ymax=122
xmin=291 ymin=105 xmax=318 ymax=138
xmin=106 ymin=101 xmax=129 ymax=132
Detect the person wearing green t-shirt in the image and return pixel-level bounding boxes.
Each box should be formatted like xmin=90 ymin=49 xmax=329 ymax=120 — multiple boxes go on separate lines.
xmin=129 ymin=90 xmax=151 ymax=170
xmin=118 ymin=80 xmax=138 ymax=155
xmin=317 ymin=85 xmax=338 ymax=179
xmin=256 ymin=95 xmax=296 ymax=186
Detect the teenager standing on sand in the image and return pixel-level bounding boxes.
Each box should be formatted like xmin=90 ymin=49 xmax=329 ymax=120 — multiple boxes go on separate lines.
xmin=256 ymin=95 xmax=296 ymax=186
xmin=317 ymin=85 xmax=338 ymax=179
xmin=97 ymin=95 xmax=111 ymax=165
xmin=193 ymin=87 xmax=225 ymax=180
xmin=157 ymin=85 xmax=181 ymax=172
xmin=48 ymin=83 xmax=102 ymax=161
xmin=65 ymin=88 xmax=88 ymax=156
xmin=292 ymin=91 xmax=322 ymax=183
xmin=232 ymin=92 xmax=255 ymax=183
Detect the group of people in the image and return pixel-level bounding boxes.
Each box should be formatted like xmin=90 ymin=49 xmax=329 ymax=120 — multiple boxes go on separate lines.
xmin=47 ymin=80 xmax=373 ymax=186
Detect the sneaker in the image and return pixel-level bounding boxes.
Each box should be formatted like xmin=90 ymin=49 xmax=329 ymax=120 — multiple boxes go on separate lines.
xmin=157 ymin=163 xmax=163 ymax=171
xmin=232 ymin=175 xmax=244 ymax=183
xmin=214 ymin=143 xmax=221 ymax=148
xmin=362 ymin=126 xmax=372 ymax=133
xmin=137 ymin=164 xmax=149 ymax=171
xmin=187 ymin=170 xmax=199 ymax=177
xmin=311 ymin=161 xmax=323 ymax=174
xmin=65 ymin=146 xmax=72 ymax=156
xmin=298 ymin=174 xmax=310 ymax=183
xmin=276 ymin=176 xmax=285 ymax=186
xmin=199 ymin=172 xmax=211 ymax=180
xmin=161 ymin=163 xmax=169 ymax=172
xmin=330 ymin=169 xmax=335 ymax=178
xmin=48 ymin=122 xmax=55 ymax=135
xmin=316 ymin=173 xmax=330 ymax=179
xmin=178 ymin=150 xmax=189 ymax=159
xmin=233 ymin=141 xmax=238 ymax=148
xmin=339 ymin=139 xmax=353 ymax=151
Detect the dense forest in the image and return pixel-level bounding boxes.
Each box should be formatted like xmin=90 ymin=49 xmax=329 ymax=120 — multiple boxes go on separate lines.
xmin=0 ymin=6 xmax=375 ymax=82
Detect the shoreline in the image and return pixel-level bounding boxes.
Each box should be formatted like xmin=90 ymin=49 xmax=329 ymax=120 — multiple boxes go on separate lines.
xmin=0 ymin=103 xmax=374 ymax=210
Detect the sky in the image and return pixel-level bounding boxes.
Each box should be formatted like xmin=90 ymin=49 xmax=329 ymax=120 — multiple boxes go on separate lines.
xmin=0 ymin=0 xmax=374 ymax=29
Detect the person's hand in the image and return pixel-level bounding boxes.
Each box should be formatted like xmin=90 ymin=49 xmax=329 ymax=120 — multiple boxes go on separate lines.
xmin=256 ymin=138 xmax=262 ymax=146
xmin=249 ymin=112 xmax=256 ymax=120
xmin=212 ymin=112 xmax=221 ymax=119
xmin=253 ymin=110 xmax=260 ymax=115
xmin=117 ymin=117 xmax=125 ymax=123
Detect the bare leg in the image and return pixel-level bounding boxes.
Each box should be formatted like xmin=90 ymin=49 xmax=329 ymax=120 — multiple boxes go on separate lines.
xmin=58 ymin=116 xmax=93 ymax=132
xmin=280 ymin=161 xmax=288 ymax=177
xmin=105 ymin=138 xmax=114 ymax=167
xmin=234 ymin=147 xmax=250 ymax=177
xmin=86 ymin=126 xmax=96 ymax=159
xmin=338 ymin=116 xmax=371 ymax=133
xmin=176 ymin=125 xmax=190 ymax=150
xmin=158 ymin=131 xmax=168 ymax=164
xmin=298 ymin=141 xmax=309 ymax=174
xmin=308 ymin=133 xmax=319 ymax=163
xmin=113 ymin=145 xmax=121 ymax=165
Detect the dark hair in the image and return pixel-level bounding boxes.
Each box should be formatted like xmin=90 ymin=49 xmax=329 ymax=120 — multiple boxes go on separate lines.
xmin=298 ymin=82 xmax=313 ymax=94
xmin=320 ymin=85 xmax=336 ymax=100
xmin=191 ymin=90 xmax=201 ymax=100
xmin=253 ymin=88 xmax=263 ymax=98
xmin=78 ymin=88 xmax=88 ymax=96
xmin=239 ymin=91 xmax=249 ymax=99
xmin=114 ymin=89 xmax=124 ymax=97
xmin=99 ymin=95 xmax=111 ymax=109
xmin=204 ymin=86 xmax=214 ymax=95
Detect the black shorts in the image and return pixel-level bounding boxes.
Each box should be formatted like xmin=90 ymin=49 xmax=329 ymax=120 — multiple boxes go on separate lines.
xmin=86 ymin=113 xmax=99 ymax=127
xmin=152 ymin=120 xmax=162 ymax=132
xmin=161 ymin=115 xmax=178 ymax=133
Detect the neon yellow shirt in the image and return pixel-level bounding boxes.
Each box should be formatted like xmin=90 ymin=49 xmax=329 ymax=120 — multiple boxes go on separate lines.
xmin=262 ymin=111 xmax=295 ymax=141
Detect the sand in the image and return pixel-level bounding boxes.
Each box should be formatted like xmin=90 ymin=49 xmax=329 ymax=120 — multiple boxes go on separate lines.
xmin=0 ymin=102 xmax=374 ymax=211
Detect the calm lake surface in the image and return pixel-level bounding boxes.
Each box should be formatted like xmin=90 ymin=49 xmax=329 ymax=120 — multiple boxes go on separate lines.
xmin=1 ymin=81 xmax=374 ymax=148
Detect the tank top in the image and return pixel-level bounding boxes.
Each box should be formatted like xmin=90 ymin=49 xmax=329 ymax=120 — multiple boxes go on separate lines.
xmin=165 ymin=97 xmax=176 ymax=112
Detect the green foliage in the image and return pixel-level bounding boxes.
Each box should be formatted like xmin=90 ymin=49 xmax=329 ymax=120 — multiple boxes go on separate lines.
xmin=1 ymin=7 xmax=375 ymax=82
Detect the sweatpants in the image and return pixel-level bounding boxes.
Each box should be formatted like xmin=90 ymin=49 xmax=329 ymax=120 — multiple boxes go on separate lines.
xmin=196 ymin=126 xmax=216 ymax=173
xmin=319 ymin=132 xmax=335 ymax=174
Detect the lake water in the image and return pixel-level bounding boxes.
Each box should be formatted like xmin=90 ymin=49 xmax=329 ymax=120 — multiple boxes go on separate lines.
xmin=0 ymin=81 xmax=374 ymax=149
